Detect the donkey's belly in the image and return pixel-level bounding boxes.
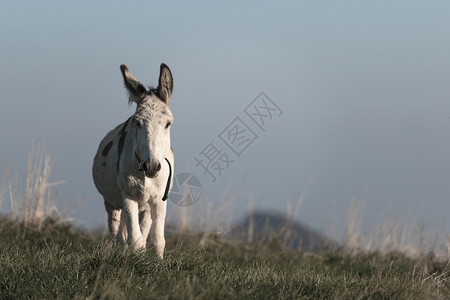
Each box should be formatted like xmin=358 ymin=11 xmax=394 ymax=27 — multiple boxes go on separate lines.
xmin=92 ymin=129 xmax=123 ymax=208
xmin=93 ymin=159 xmax=122 ymax=206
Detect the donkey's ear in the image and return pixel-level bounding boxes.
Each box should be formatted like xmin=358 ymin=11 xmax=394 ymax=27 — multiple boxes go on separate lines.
xmin=120 ymin=64 xmax=147 ymax=105
xmin=157 ymin=63 xmax=173 ymax=105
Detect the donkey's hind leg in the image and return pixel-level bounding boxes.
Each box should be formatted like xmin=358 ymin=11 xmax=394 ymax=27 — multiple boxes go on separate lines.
xmin=105 ymin=202 xmax=123 ymax=244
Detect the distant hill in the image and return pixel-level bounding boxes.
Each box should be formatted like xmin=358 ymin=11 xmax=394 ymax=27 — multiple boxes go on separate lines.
xmin=229 ymin=211 xmax=337 ymax=252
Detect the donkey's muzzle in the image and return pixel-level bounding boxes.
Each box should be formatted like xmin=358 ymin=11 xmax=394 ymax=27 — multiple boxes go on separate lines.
xmin=139 ymin=160 xmax=161 ymax=178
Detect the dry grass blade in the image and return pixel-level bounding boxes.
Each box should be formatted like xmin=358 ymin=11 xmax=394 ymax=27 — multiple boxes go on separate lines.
xmin=6 ymin=141 xmax=66 ymax=227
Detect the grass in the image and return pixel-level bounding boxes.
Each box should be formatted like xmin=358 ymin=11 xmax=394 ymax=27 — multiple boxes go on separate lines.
xmin=0 ymin=219 xmax=449 ymax=299
xmin=1 ymin=142 xmax=67 ymax=227
xmin=1 ymin=143 xmax=449 ymax=299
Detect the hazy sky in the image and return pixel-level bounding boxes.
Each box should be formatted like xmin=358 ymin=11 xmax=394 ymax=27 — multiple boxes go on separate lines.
xmin=1 ymin=1 xmax=449 ymax=235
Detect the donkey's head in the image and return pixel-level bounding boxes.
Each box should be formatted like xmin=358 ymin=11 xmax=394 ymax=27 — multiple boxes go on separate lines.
xmin=120 ymin=64 xmax=174 ymax=178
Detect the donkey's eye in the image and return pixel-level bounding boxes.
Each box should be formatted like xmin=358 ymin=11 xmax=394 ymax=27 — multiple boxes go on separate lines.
xmin=165 ymin=122 xmax=171 ymax=129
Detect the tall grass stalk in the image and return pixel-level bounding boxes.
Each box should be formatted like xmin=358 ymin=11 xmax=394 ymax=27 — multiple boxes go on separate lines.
xmin=0 ymin=164 xmax=9 ymax=213
xmin=5 ymin=142 xmax=65 ymax=227
xmin=343 ymin=197 xmax=449 ymax=261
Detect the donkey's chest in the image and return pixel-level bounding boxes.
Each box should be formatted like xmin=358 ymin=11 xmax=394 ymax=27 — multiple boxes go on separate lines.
xmin=119 ymin=174 xmax=164 ymax=203
xmin=142 ymin=178 xmax=164 ymax=203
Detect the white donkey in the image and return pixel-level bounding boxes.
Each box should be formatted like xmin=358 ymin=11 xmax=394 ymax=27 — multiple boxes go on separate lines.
xmin=93 ymin=64 xmax=174 ymax=257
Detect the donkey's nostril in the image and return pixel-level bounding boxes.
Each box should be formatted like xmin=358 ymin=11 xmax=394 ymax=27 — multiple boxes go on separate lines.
xmin=140 ymin=160 xmax=161 ymax=177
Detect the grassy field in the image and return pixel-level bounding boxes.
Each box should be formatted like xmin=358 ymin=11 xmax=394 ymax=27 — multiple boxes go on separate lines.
xmin=0 ymin=218 xmax=449 ymax=299
xmin=0 ymin=144 xmax=449 ymax=299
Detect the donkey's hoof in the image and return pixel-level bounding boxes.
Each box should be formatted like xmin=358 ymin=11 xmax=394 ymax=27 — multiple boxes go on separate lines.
xmin=131 ymin=238 xmax=146 ymax=250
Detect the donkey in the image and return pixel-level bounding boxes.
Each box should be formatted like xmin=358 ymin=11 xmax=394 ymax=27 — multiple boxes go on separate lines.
xmin=92 ymin=64 xmax=174 ymax=257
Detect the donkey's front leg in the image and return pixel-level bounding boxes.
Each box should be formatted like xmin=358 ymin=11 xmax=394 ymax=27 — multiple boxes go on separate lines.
xmin=139 ymin=202 xmax=152 ymax=244
xmin=123 ymin=198 xmax=145 ymax=250
xmin=150 ymin=201 xmax=167 ymax=258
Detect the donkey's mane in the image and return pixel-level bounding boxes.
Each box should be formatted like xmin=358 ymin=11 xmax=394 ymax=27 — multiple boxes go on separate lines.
xmin=132 ymin=96 xmax=167 ymax=124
